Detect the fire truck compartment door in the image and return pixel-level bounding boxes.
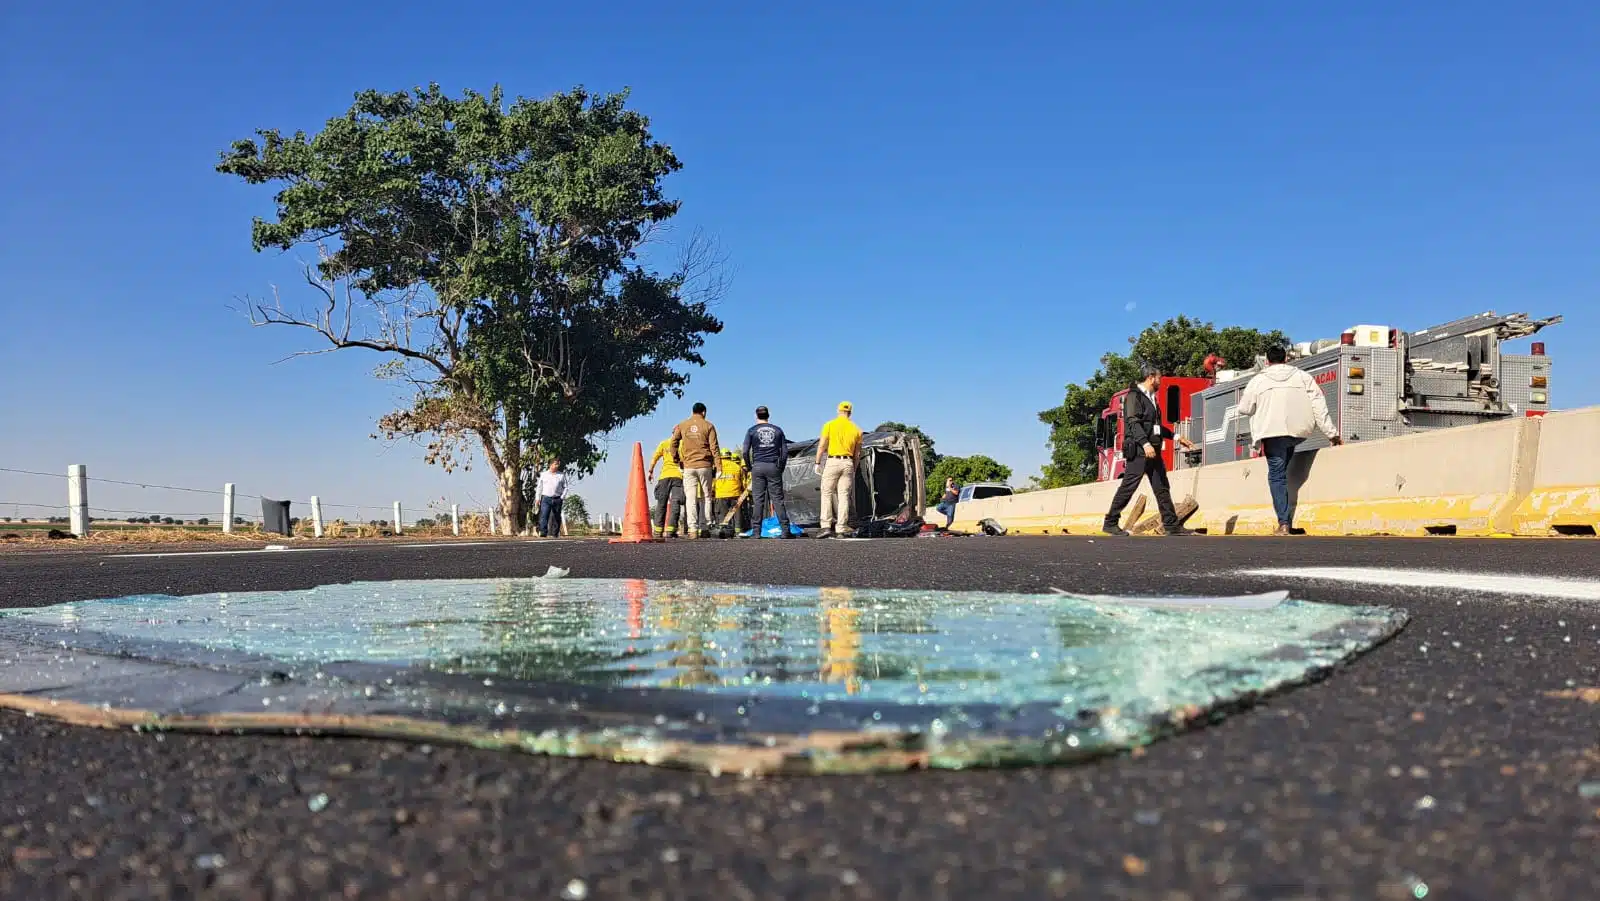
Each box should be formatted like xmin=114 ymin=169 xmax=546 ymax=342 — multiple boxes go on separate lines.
xmin=1367 ymin=347 xmax=1400 ymax=421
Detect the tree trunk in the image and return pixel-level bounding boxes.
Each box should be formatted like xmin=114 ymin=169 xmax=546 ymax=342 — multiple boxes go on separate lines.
xmin=497 ymin=466 xmax=524 ymax=537
xmin=495 ymin=413 xmax=525 ymax=536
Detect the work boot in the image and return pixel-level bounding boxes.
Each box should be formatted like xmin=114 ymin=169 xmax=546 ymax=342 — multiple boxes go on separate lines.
xmin=697 ymin=529 xmax=711 ymax=540
xmin=1273 ymin=524 xmax=1291 ymax=536
xmin=815 ymin=529 xmax=835 ymax=539
xmin=779 ymin=529 xmax=796 ymax=539
xmin=1102 ymin=524 xmax=1130 ymax=537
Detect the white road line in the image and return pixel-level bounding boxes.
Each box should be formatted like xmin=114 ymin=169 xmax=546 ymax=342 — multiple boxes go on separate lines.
xmin=109 ymin=548 xmax=334 ymax=558
xmin=108 ymin=540 xmax=540 ymax=559
xmin=1239 ymin=567 xmax=1600 ymax=601
xmin=392 ymin=541 xmax=512 ymax=549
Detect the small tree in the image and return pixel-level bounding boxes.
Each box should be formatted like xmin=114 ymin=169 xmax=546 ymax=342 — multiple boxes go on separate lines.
xmin=1037 ymin=317 xmax=1289 ymax=487
xmin=562 ymin=494 xmax=591 ymax=535
xmin=197 ymin=518 xmax=210 ymax=525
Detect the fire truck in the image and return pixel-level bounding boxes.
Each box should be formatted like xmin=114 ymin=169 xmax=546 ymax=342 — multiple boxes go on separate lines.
xmin=1095 ymin=311 xmax=1560 ymax=480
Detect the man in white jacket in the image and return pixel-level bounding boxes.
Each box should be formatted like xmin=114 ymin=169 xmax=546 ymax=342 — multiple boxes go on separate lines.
xmin=1236 ymin=346 xmax=1343 ymax=535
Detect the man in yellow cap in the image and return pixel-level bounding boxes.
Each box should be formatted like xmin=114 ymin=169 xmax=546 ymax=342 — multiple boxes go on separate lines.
xmin=712 ymin=448 xmax=750 ymax=534
xmin=814 ymin=401 xmax=863 ymax=538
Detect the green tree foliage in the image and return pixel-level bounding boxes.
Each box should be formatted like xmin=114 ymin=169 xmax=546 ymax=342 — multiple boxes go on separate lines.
xmin=218 ymin=85 xmax=723 ymax=534
xmin=1036 ymin=317 xmax=1289 ymax=487
xmin=561 ymin=494 xmax=591 ymax=533
xmin=925 ymin=455 xmax=1012 ymax=506
xmin=875 ymin=422 xmax=939 ymax=465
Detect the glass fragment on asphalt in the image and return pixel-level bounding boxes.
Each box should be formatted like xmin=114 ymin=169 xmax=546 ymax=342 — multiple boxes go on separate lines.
xmin=0 ymin=578 xmax=1406 ymax=774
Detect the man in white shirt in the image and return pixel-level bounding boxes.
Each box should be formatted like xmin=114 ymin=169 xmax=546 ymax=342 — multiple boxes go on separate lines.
xmin=536 ymin=460 xmax=568 ymax=538
xmin=1236 ymin=346 xmax=1343 ymax=535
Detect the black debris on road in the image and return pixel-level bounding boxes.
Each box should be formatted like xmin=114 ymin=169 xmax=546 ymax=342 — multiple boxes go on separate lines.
xmin=0 ymin=537 xmax=1595 ymax=901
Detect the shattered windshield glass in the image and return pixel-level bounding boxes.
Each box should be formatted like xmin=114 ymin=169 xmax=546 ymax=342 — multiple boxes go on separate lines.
xmin=0 ymin=579 xmax=1405 ymax=773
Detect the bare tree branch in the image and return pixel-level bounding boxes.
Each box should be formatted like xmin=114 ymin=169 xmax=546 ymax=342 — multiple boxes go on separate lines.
xmin=677 ymin=228 xmax=732 ymax=308
xmin=242 ymin=268 xmax=454 ymax=378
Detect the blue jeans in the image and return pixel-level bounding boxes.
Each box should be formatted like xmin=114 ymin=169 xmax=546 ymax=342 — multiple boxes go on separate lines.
xmin=1261 ymin=437 xmax=1302 ymax=527
xmin=538 ymin=495 xmax=564 ymax=537
xmin=935 ymin=501 xmax=956 ymax=527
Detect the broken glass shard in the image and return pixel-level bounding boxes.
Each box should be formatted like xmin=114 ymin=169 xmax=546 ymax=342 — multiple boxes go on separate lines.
xmin=0 ymin=578 xmax=1406 ymax=774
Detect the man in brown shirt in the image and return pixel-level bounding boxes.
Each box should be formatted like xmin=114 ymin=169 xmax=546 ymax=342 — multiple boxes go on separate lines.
xmin=670 ymin=403 xmax=721 ymax=538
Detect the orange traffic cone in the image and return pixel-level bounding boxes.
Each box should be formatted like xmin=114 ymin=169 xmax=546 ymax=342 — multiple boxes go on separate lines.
xmin=610 ymin=442 xmax=663 ymax=544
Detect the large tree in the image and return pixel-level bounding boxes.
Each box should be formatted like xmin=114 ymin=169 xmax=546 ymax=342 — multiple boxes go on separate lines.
xmin=219 ymin=85 xmax=723 ymax=533
xmin=1036 ymin=316 xmax=1289 ymax=488
xmin=925 ymin=455 xmax=1012 ymax=505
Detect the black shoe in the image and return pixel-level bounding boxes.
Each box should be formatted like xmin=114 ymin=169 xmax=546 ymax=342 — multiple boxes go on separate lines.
xmin=1163 ymin=527 xmax=1198 ymax=537
xmin=1102 ymin=525 xmax=1130 ymax=537
xmin=779 ymin=530 xmax=796 ymax=539
xmin=697 ymin=529 xmax=711 ymax=540
xmin=815 ymin=529 xmax=835 ymax=539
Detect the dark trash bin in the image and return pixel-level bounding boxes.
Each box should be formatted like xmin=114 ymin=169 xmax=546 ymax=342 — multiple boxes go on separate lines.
xmin=261 ymin=499 xmax=292 ymax=536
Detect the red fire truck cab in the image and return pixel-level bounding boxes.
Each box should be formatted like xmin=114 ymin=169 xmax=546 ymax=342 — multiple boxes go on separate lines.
xmin=1095 ymin=377 xmax=1214 ymax=481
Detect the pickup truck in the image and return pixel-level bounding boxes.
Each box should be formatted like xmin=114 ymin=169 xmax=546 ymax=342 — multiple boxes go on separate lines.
xmin=957 ymin=482 xmax=1013 ymax=504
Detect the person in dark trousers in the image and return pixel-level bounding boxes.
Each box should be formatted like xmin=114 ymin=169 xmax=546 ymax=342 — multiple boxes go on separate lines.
xmin=935 ymin=477 xmax=960 ymax=528
xmin=1236 ymin=344 xmax=1343 ymax=534
xmin=648 ymin=437 xmax=687 ymax=538
xmin=742 ymin=406 xmax=794 ymax=538
xmin=1103 ymin=365 xmax=1199 ymax=537
xmin=536 ymin=459 xmax=568 ymax=538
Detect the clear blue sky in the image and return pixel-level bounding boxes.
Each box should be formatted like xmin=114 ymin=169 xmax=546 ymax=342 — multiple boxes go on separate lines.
xmin=3 ymin=1 xmax=1597 ymax=523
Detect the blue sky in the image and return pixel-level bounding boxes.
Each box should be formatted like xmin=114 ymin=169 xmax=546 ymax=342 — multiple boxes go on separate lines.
xmin=2 ymin=1 xmax=1597 ymax=523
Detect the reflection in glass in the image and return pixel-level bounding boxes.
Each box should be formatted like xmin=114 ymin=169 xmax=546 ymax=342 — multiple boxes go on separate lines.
xmin=0 ymin=579 xmax=1397 ymax=714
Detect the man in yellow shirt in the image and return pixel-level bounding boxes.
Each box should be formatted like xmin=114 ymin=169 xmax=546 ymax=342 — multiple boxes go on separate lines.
xmin=814 ymin=401 xmax=863 ymax=538
xmin=648 ymin=437 xmax=687 ymax=538
xmin=712 ymin=449 xmax=750 ymax=533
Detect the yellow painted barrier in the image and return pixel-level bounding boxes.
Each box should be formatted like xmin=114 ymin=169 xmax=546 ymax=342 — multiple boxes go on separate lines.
xmin=942 ymin=406 xmax=1600 ymax=538
xmin=1511 ymin=408 xmax=1600 ymax=535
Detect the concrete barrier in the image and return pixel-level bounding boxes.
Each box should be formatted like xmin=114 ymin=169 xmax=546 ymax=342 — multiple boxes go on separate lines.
xmin=1511 ymin=408 xmax=1600 ymax=535
xmin=944 ymin=406 xmax=1600 ymax=538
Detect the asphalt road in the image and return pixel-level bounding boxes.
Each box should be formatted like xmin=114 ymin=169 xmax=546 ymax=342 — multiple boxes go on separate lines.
xmin=0 ymin=537 xmax=1595 ymax=900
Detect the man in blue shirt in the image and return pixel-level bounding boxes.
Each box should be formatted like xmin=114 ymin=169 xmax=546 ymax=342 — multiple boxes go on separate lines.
xmin=741 ymin=406 xmax=793 ymax=539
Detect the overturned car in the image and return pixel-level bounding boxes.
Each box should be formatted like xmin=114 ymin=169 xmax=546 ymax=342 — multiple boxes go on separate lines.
xmin=778 ymin=430 xmax=927 ymax=532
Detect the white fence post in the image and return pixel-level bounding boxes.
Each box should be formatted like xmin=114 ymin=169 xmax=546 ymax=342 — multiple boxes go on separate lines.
xmin=222 ymin=483 xmax=235 ymax=534
xmin=488 ymin=508 xmax=497 ymax=535
xmin=450 ymin=504 xmax=461 ymax=536
xmin=310 ymin=496 xmax=325 ymax=538
xmin=67 ymin=464 xmax=89 ymax=537
xmin=393 ymin=502 xmax=403 ymax=535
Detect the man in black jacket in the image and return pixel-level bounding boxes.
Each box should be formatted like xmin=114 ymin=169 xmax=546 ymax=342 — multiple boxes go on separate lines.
xmin=742 ymin=406 xmax=794 ymax=539
xmin=1104 ymin=365 xmax=1198 ymax=537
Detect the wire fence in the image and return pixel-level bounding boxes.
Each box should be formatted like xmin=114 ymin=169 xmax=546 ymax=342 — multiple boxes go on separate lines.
xmin=0 ymin=465 xmax=614 ymax=536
